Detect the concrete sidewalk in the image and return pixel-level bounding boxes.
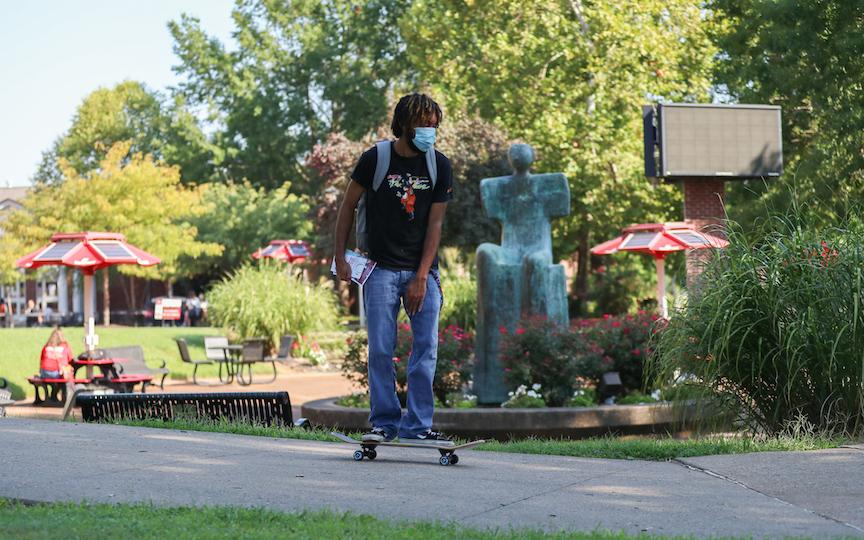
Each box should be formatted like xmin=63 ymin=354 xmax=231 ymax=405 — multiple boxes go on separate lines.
xmin=1 ymin=418 xmax=862 ymax=538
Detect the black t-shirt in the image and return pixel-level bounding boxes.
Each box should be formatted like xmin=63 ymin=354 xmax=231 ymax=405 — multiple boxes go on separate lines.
xmin=351 ymin=142 xmax=453 ymax=270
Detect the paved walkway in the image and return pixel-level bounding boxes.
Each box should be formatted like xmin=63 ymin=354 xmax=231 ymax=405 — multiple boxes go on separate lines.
xmin=2 ymin=418 xmax=862 ymax=538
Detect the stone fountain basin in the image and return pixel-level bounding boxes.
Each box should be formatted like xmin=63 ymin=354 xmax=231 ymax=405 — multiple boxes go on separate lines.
xmin=301 ymin=398 xmax=714 ymax=440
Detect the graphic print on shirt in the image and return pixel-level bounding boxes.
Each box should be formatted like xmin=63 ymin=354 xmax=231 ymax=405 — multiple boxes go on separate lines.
xmin=386 ymin=173 xmax=431 ymax=221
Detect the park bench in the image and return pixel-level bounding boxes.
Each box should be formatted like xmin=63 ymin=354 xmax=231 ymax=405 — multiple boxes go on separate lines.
xmin=27 ymin=376 xmax=95 ymax=406
xmin=76 ymin=391 xmax=305 ymax=427
xmin=101 ymin=345 xmax=169 ymax=391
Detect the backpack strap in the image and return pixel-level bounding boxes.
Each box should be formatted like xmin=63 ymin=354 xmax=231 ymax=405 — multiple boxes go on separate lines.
xmin=371 ymin=140 xmax=438 ymax=190
xmin=372 ymin=141 xmax=391 ymax=191
xmin=425 ymin=148 xmax=438 ymax=188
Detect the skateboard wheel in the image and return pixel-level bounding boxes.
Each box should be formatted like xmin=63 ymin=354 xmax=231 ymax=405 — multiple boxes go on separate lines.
xmin=366 ymin=449 xmax=377 ymax=460
xmin=353 ymin=450 xmax=364 ymax=461
xmin=450 ymin=454 xmax=459 ymax=465
xmin=439 ymin=455 xmax=450 ymax=466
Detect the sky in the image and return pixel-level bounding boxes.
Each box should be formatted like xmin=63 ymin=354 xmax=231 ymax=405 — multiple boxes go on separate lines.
xmin=0 ymin=1 xmax=237 ymax=187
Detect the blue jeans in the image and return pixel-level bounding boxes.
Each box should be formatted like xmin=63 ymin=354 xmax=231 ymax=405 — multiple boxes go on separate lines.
xmin=364 ymin=267 xmax=442 ymax=439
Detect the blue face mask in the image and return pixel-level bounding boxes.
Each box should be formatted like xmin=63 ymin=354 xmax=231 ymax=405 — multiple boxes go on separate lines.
xmin=412 ymin=127 xmax=437 ymax=152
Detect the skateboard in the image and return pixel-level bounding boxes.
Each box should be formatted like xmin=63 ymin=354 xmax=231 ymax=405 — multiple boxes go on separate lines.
xmin=331 ymin=432 xmax=486 ymax=466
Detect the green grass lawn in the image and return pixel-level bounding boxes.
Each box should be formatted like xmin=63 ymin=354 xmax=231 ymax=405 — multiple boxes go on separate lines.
xmin=110 ymin=418 xmax=843 ymax=461
xmin=0 ymin=326 xmax=223 ymax=400
xmin=0 ymin=499 xmax=696 ymax=539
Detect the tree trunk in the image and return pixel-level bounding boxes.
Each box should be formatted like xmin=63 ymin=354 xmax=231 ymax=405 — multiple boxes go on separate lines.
xmin=102 ymin=268 xmax=110 ymax=327
xmin=574 ymin=225 xmax=591 ymax=317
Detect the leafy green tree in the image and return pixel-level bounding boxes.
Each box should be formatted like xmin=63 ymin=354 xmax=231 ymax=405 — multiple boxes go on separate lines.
xmin=404 ymin=0 xmax=717 ymax=314
xmin=169 ymin=0 xmax=414 ymax=193
xmin=712 ymin=0 xmax=864 ymax=229
xmin=34 ymin=81 xmax=214 ymax=185
xmin=183 ymin=181 xmax=312 ymax=282
xmin=1 ymin=142 xmax=222 ymax=322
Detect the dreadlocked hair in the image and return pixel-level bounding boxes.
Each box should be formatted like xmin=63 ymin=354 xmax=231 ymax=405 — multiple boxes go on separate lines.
xmin=391 ymin=93 xmax=442 ymax=138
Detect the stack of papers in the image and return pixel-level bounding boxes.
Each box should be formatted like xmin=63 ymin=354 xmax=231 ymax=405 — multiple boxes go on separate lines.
xmin=331 ymin=250 xmax=376 ymax=285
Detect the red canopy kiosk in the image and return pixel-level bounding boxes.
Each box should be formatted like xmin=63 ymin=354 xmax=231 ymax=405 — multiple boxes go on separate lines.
xmin=16 ymin=232 xmax=160 ymax=349
xmin=251 ymin=240 xmax=312 ymax=263
xmin=591 ymin=223 xmax=728 ymax=318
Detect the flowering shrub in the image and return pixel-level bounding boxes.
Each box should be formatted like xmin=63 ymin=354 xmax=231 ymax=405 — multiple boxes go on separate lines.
xmin=294 ymin=336 xmax=328 ymax=366
xmin=568 ymin=387 xmax=597 ymax=407
xmin=340 ymin=324 xmax=474 ymax=406
xmin=581 ymin=312 xmax=659 ymax=392
xmin=500 ymin=313 xmax=661 ymax=406
xmin=498 ymin=317 xmax=588 ymax=406
xmin=502 ymin=384 xmax=547 ymax=408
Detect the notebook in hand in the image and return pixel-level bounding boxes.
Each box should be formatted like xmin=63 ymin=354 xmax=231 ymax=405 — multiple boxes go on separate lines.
xmin=331 ymin=250 xmax=377 ymax=285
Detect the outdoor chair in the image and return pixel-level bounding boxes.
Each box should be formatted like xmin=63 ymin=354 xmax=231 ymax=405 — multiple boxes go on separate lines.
xmin=174 ymin=338 xmax=215 ymax=385
xmin=101 ymin=345 xmax=169 ymax=391
xmin=235 ymin=338 xmax=277 ymax=386
xmin=204 ymin=336 xmax=233 ymax=383
xmin=265 ymin=335 xmax=295 ymax=363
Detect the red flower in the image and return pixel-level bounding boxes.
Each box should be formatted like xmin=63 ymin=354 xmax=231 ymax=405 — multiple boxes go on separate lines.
xmin=515 ymin=327 xmax=525 ymax=335
xmin=499 ymin=326 xmax=508 ymax=335
xmin=611 ymin=321 xmax=621 ymax=328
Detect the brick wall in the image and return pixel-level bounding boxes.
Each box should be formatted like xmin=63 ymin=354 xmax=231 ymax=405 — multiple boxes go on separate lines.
xmin=682 ymin=179 xmax=726 ymax=284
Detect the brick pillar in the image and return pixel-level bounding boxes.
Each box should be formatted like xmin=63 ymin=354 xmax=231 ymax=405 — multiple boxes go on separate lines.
xmin=683 ymin=179 xmax=726 ymax=284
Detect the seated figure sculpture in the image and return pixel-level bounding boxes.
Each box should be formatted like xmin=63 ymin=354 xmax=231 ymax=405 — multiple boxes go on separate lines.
xmin=475 ymin=144 xmax=571 ymax=405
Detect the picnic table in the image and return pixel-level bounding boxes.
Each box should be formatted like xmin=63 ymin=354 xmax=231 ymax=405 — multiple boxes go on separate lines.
xmin=27 ymin=352 xmax=153 ymax=406
xmin=211 ymin=344 xmax=243 ymax=384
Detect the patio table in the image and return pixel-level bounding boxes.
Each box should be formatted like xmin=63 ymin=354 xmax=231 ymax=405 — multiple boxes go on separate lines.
xmin=211 ymin=345 xmax=243 ymax=384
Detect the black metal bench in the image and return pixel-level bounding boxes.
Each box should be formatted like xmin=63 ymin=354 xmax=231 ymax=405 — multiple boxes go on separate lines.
xmin=76 ymin=391 xmax=302 ymax=427
xmin=101 ymin=345 xmax=169 ymax=391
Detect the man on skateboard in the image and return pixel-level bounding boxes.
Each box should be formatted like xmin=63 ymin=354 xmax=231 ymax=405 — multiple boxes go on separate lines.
xmin=333 ymin=93 xmax=454 ymax=446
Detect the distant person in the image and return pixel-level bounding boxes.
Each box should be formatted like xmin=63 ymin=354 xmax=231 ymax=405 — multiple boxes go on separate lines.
xmin=39 ymin=326 xmax=74 ymax=380
xmin=198 ymin=293 xmax=208 ymax=324
xmin=42 ymin=305 xmax=54 ymax=326
xmin=25 ymin=299 xmax=42 ymax=327
xmin=0 ymin=298 xmax=7 ymax=328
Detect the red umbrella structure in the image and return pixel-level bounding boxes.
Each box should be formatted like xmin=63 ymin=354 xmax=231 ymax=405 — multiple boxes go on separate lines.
xmin=251 ymin=240 xmax=312 ymax=263
xmin=16 ymin=232 xmax=160 ymax=349
xmin=591 ymin=223 xmax=728 ymax=318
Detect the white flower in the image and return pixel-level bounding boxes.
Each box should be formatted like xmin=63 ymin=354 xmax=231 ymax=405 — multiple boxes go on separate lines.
xmin=531 ymin=383 xmax=542 ymax=391
xmin=572 ymin=389 xmax=584 ymax=396
xmin=527 ymin=390 xmax=538 ymax=398
xmin=516 ymin=385 xmax=527 ymax=393
xmin=651 ymin=389 xmax=662 ymax=401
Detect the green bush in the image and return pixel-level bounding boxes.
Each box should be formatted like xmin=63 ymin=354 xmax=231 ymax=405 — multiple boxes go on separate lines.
xmin=439 ymin=270 xmax=477 ymax=333
xmin=501 ymin=384 xmax=547 ymax=408
xmin=207 ymin=262 xmax=340 ymax=353
xmin=649 ymin=214 xmax=864 ymax=436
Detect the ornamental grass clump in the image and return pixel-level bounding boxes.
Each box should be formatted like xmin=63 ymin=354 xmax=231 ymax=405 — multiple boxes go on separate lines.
xmin=207 ymin=262 xmax=340 ymax=354
xmin=649 ymin=215 xmax=864 ymax=436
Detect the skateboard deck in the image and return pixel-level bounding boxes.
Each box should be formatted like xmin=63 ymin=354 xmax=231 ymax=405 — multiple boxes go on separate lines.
xmin=331 ymin=432 xmax=486 ymax=466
